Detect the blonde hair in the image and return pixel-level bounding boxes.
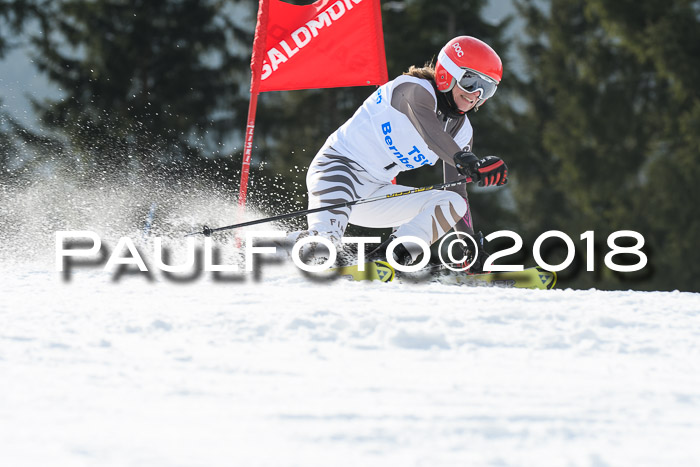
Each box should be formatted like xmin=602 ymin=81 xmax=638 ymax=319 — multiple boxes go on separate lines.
xmin=403 ymin=61 xmax=436 ymax=81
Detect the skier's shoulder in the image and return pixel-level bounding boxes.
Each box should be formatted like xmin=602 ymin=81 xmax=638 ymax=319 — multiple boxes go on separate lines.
xmin=391 ymin=75 xmax=436 ymax=98
xmin=389 ymin=75 xmax=438 ymax=110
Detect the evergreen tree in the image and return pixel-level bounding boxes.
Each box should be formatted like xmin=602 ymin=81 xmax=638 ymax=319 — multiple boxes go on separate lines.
xmin=0 ymin=0 xmax=48 ymax=182
xmin=0 ymin=0 xmax=38 ymax=57
xmin=511 ymin=0 xmax=699 ymax=291
xmin=27 ymin=0 xmax=252 ymax=178
xmin=588 ymin=0 xmax=700 ymax=291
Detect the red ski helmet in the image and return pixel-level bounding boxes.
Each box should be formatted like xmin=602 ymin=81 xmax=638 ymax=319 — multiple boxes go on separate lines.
xmin=435 ymin=36 xmax=503 ymax=101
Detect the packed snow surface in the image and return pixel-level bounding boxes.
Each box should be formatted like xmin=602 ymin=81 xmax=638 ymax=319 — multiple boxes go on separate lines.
xmin=1 ymin=179 xmax=700 ymax=466
xmin=2 ymin=261 xmax=700 ymax=467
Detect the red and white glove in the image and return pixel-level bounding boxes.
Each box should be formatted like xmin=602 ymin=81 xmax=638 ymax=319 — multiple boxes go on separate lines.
xmin=454 ymin=151 xmax=508 ymax=187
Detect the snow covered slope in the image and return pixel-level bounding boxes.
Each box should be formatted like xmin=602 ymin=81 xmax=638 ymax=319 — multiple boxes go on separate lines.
xmin=2 ymin=261 xmax=700 ymax=467
xmin=1 ymin=179 xmax=699 ymax=466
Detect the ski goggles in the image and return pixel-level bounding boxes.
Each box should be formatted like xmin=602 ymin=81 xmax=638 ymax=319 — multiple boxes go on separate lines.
xmin=456 ymin=68 xmax=499 ymax=100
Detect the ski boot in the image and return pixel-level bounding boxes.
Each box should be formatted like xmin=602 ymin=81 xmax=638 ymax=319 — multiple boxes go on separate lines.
xmin=464 ymin=231 xmax=491 ymax=274
xmin=366 ymin=235 xmax=414 ymax=266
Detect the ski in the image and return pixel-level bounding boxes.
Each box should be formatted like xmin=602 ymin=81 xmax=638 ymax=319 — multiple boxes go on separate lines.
xmin=332 ymin=260 xmax=396 ymax=283
xmin=426 ymin=265 xmax=557 ymax=290
xmin=332 ymin=260 xmax=556 ymax=290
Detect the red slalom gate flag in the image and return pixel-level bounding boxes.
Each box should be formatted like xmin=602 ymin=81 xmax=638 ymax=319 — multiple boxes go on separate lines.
xmin=257 ymin=0 xmax=388 ymax=92
xmin=238 ymin=0 xmax=387 ymax=209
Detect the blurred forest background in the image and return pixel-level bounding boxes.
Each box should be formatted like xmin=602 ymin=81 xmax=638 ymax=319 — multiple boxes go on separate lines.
xmin=1 ymin=0 xmax=699 ymax=292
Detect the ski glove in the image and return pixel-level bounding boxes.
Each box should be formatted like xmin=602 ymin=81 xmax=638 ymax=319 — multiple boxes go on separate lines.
xmin=453 ymin=151 xmax=508 ymax=187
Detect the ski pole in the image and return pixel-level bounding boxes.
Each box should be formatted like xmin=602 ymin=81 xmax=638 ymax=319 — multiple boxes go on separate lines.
xmin=186 ymin=177 xmax=473 ymax=237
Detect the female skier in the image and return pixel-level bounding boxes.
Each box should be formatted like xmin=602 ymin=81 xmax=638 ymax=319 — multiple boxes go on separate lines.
xmin=301 ymin=36 xmax=508 ymax=269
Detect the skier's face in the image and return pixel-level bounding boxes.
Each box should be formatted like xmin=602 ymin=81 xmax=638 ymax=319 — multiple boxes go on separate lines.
xmin=452 ymin=86 xmax=481 ymax=112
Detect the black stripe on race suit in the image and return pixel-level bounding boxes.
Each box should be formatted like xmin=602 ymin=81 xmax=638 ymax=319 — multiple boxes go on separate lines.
xmin=315 ymin=154 xmax=368 ymax=172
xmin=312 ymin=174 xmax=363 ymax=199
xmin=310 ymin=186 xmax=357 ymax=199
xmin=315 ymin=164 xmax=366 ymax=187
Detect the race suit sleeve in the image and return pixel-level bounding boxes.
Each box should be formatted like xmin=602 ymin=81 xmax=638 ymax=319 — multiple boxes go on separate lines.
xmin=390 ymin=82 xmax=462 ymax=167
